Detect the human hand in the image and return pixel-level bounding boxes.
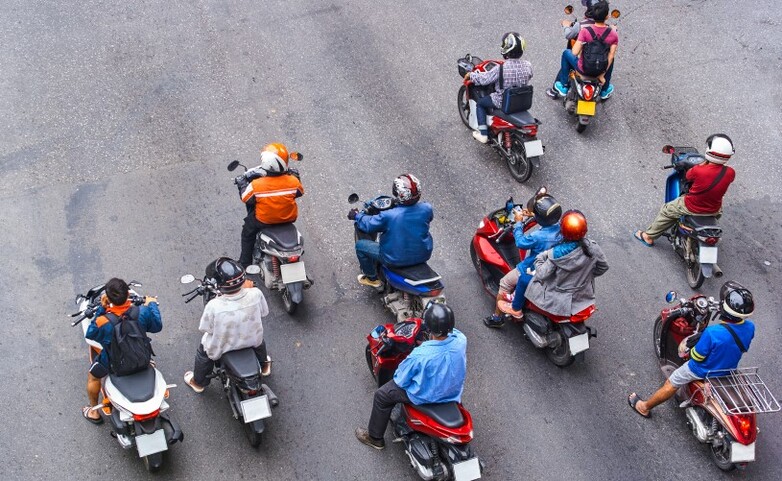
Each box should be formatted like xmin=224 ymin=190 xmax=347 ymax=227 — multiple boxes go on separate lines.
xmin=464 ymin=72 xmax=471 ymax=80
xmin=514 ymin=211 xmax=525 ymax=222
xmin=144 ymin=296 xmax=158 ymax=306
xmin=100 ymin=294 xmax=110 ymax=308
xmin=242 ymin=279 xmax=255 ymax=288
xmin=347 ymin=208 xmax=359 ymax=221
xmin=561 ymin=19 xmax=572 ymax=27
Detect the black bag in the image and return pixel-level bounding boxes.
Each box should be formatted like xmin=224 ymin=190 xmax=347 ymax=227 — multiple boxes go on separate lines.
xmin=581 ymin=26 xmax=612 ymax=77
xmin=106 ymin=306 xmax=154 ymax=376
xmin=499 ymin=64 xmax=534 ymax=114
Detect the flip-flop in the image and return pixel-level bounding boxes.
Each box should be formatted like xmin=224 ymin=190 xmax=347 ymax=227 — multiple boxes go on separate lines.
xmin=633 ymin=231 xmax=654 ymax=247
xmin=627 ymin=393 xmax=652 ymax=418
xmin=82 ymin=405 xmax=103 ymax=425
xmin=184 ymin=371 xmax=205 ymax=393
xmin=261 ymin=356 xmax=272 ymax=377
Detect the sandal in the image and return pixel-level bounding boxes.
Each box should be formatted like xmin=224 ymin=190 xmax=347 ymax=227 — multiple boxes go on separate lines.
xmin=82 ymin=405 xmax=103 ymax=425
xmin=633 ymin=231 xmax=654 ymax=247
xmin=184 ymin=371 xmax=205 ymax=393
xmin=261 ymin=356 xmax=272 ymax=377
xmin=627 ymin=393 xmax=652 ymax=418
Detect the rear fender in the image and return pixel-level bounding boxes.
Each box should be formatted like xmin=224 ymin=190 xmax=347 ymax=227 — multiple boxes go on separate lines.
xmin=558 ymin=322 xmax=588 ymax=338
xmin=247 ymin=419 xmax=265 ymax=433
xmin=158 ymin=411 xmax=184 ymax=444
xmin=285 ymin=281 xmax=303 ymax=303
xmin=700 ymin=262 xmax=714 ymax=279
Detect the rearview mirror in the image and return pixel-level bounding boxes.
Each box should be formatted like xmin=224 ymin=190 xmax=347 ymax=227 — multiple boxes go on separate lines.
xmin=665 ymin=291 xmax=677 ymax=303
xmin=662 ymin=145 xmax=675 ymax=154
xmin=180 ymin=274 xmax=195 ymax=284
xmin=245 ymin=265 xmax=261 ymax=275
xmin=536 ymin=186 xmax=547 ymax=196
xmin=611 ymin=9 xmax=620 ymax=19
xmin=289 ymin=152 xmax=303 ymax=161
xmin=348 ymin=193 xmax=360 ymax=204
xmin=564 ymin=5 xmax=574 ymax=14
xmin=227 ymin=160 xmax=240 ymax=172
xmin=128 ymin=281 xmax=141 ymax=287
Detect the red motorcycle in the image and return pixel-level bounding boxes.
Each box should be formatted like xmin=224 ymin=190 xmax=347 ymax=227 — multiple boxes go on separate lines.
xmin=469 ymin=192 xmax=596 ymax=367
xmin=457 ymin=54 xmax=544 ymax=183
xmin=654 ymin=291 xmax=779 ymax=471
xmin=364 ymin=320 xmax=482 ymax=481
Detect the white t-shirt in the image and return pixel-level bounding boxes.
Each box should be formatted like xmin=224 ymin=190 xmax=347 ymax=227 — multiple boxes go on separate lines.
xmin=199 ymin=287 xmax=269 ymax=360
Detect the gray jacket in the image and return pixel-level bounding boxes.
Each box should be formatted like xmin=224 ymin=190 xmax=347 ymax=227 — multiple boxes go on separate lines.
xmin=524 ymin=239 xmax=608 ymax=317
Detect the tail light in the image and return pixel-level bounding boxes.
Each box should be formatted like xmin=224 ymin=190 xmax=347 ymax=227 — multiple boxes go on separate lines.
xmin=704 ymin=237 xmax=719 ymax=246
xmin=288 ymin=255 xmax=300 ymax=262
xmin=731 ymin=415 xmax=756 ymax=444
xmin=520 ymin=124 xmax=538 ymax=137
xmin=426 ymin=289 xmax=444 ymax=297
xmin=133 ymin=409 xmax=160 ymax=422
xmin=247 ymin=390 xmax=258 ymax=396
xmin=582 ymin=84 xmax=595 ymax=101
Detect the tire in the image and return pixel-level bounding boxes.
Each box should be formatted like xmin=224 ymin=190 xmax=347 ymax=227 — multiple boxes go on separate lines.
xmin=710 ymin=428 xmax=737 ymax=472
xmin=365 ymin=344 xmax=375 ymax=378
xmin=576 ymin=123 xmax=587 ymax=133
xmin=652 ymin=315 xmax=663 ymax=358
xmin=470 ymin=241 xmax=499 ymax=297
xmin=282 ymin=288 xmax=298 ymax=314
xmin=143 ymin=452 xmax=164 ymax=473
xmin=507 ymin=135 xmax=533 ymax=183
xmin=546 ymin=331 xmax=575 ymax=367
xmin=686 ymin=239 xmax=705 ymax=289
xmin=457 ymin=86 xmax=471 ymax=128
xmin=244 ymin=422 xmax=262 ymax=448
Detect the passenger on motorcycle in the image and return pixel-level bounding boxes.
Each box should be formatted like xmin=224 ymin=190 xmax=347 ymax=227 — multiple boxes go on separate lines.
xmin=562 ymin=0 xmax=600 ymax=42
xmin=238 ymin=143 xmax=305 ymax=267
xmin=83 ymin=278 xmax=161 ymax=424
xmin=348 ymin=174 xmax=434 ymax=289
xmin=355 ymin=303 xmax=467 ymax=450
xmin=463 ymin=32 xmax=533 ymax=144
xmin=484 ymin=193 xmax=562 ymax=327
xmin=635 ymin=134 xmax=736 ymax=247
xmin=628 ymin=281 xmax=755 ymax=418
xmin=184 ymin=258 xmax=272 ymax=393
xmin=501 ymin=210 xmax=608 ymax=318
xmin=547 ymin=1 xmax=618 ymax=100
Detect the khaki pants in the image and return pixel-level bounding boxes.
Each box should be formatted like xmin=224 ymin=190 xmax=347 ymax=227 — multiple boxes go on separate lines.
xmin=645 ymin=197 xmax=697 ymax=240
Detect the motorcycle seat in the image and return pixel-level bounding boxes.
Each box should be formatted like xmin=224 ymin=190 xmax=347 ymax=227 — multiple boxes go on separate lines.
xmin=681 ymin=215 xmax=719 ymax=229
xmin=412 ymin=402 xmax=465 ymax=428
xmin=109 ymin=367 xmax=156 ymax=403
xmin=219 ymin=348 xmax=261 ymax=379
xmin=491 ymin=109 xmax=536 ymax=127
xmin=259 ymin=223 xmax=301 ymax=249
xmin=386 ymin=263 xmax=441 ymax=286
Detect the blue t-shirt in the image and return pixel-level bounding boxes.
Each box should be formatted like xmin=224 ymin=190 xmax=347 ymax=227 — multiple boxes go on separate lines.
xmin=393 ymin=329 xmax=467 ymax=405
xmin=514 ymin=223 xmax=561 ymax=271
xmin=688 ymin=320 xmax=755 ymax=378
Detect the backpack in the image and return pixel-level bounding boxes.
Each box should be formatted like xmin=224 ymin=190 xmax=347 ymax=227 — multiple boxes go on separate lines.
xmin=581 ymin=26 xmax=612 ymax=77
xmin=106 ymin=305 xmax=154 ymax=376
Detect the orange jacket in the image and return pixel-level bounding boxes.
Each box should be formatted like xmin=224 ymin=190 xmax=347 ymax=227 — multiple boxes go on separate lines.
xmin=241 ymin=174 xmax=304 ymax=224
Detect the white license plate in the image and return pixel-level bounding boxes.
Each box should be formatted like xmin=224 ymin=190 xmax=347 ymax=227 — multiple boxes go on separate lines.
xmin=524 ymin=140 xmax=544 ymax=158
xmin=452 ymin=457 xmax=481 ymax=481
xmin=568 ymin=333 xmax=590 ymax=355
xmin=730 ymin=441 xmax=755 ymax=463
xmin=240 ymin=394 xmax=272 ymax=423
xmin=698 ymin=246 xmax=718 ymax=264
xmin=135 ymin=429 xmax=168 ymax=457
xmin=280 ymin=261 xmax=307 ymax=284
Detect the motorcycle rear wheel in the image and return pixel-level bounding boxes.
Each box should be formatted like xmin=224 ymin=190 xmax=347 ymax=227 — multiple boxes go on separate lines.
xmin=652 ymin=315 xmax=663 ymax=358
xmin=686 ymin=239 xmax=705 ymax=289
xmin=282 ymin=288 xmax=298 ymax=314
xmin=546 ymin=332 xmax=575 ymax=367
xmin=576 ymin=122 xmax=587 ymax=133
xmin=710 ymin=428 xmax=737 ymax=471
xmin=507 ymin=135 xmax=533 ymax=183
xmin=457 ymin=86 xmax=471 ymax=128
xmin=244 ymin=422 xmax=262 ymax=448
xmin=143 ymin=452 xmax=164 ymax=473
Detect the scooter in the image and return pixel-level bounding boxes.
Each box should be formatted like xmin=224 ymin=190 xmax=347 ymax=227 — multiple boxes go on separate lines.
xmin=348 ymin=193 xmax=446 ymax=322
xmin=364 ymin=320 xmax=482 ymax=481
xmin=469 ymin=190 xmax=596 ymax=366
xmin=180 ymin=264 xmax=279 ymax=448
xmin=456 ymin=54 xmax=544 ymax=183
xmin=653 ymin=290 xmax=779 ymax=471
xmin=228 ymin=158 xmax=312 ymax=314
xmin=659 ymin=145 xmax=724 ymax=288
xmin=71 ymin=282 xmax=183 ymax=472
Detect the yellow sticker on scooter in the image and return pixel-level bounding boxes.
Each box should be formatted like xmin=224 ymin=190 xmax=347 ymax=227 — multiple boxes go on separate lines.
xmin=576 ymin=100 xmax=596 ymax=116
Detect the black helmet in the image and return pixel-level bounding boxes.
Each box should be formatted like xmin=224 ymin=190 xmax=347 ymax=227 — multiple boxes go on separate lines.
xmin=501 ymin=32 xmax=526 ymax=59
xmin=719 ymin=280 xmax=754 ymax=323
xmin=214 ymin=257 xmax=246 ymax=293
xmin=423 ymin=302 xmax=455 ymax=336
xmin=527 ymin=192 xmax=562 ymax=227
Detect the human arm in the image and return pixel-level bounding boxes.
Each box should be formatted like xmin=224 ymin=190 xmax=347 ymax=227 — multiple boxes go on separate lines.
xmin=564 ymin=19 xmax=581 ymax=40
xmin=689 ymin=329 xmax=713 ymax=363
xmin=572 ymin=40 xmax=583 ymax=57
xmin=354 ymin=209 xmax=390 ymax=234
xmin=138 ymin=302 xmax=162 ymax=334
xmin=197 ymin=304 xmax=214 ymax=335
xmin=590 ymin=241 xmax=609 ymax=277
xmin=240 ymin=181 xmax=255 ymax=204
xmin=469 ymin=64 xmax=500 ymax=87
xmin=513 ymin=225 xmax=541 ymax=250
xmin=294 ymin=176 xmax=304 ymax=199
xmin=532 ymin=250 xmax=556 ymax=281
xmin=393 ymin=352 xmax=422 ymax=391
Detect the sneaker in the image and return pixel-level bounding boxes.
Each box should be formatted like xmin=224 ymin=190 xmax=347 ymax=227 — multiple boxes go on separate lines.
xmin=472 ymin=131 xmax=489 ymax=144
xmin=357 ymin=275 xmax=383 ymax=288
xmin=553 ymin=81 xmax=569 ymax=97
xmin=497 ymin=300 xmax=523 ymax=319
xmin=183 ymin=371 xmax=205 ymax=393
xmin=355 ymin=428 xmax=385 ymax=450
xmin=261 ymin=356 xmax=272 ymax=377
xmin=600 ymin=84 xmax=614 ymax=100
xmin=483 ymin=314 xmax=505 ymax=328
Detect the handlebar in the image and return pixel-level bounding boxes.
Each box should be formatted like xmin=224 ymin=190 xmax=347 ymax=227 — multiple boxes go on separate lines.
xmin=662 ymin=165 xmax=674 ymax=170
xmin=184 ymin=292 xmax=201 ymax=304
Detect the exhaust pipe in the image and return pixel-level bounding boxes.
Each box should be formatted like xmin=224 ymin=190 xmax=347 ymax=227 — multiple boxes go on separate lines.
xmin=685 ymin=407 xmax=711 ymax=443
xmin=713 ymin=264 xmax=723 ymax=278
xmin=523 ymin=324 xmax=548 ymax=348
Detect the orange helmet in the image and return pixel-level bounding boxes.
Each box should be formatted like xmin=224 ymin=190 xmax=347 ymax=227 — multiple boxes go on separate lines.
xmin=560 ymin=210 xmax=588 ymax=241
xmin=262 ymin=143 xmax=290 ymax=163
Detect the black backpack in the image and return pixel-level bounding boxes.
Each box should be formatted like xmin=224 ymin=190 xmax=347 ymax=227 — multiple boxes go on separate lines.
xmin=581 ymin=26 xmax=612 ymax=77
xmin=106 ymin=305 xmax=154 ymax=376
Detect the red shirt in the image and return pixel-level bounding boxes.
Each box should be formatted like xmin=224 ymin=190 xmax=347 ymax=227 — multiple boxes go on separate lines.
xmin=683 ymin=163 xmax=735 ymax=214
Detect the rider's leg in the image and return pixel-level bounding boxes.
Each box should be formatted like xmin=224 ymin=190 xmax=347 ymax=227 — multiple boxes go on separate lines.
xmin=475 ymin=96 xmax=495 ymax=137
xmin=355 ymin=239 xmax=382 ymax=280
xmin=240 ymin=214 xmax=265 ymax=267
xmin=644 ymin=197 xmax=695 ymax=241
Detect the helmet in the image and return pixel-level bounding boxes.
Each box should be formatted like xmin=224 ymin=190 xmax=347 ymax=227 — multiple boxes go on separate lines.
xmin=719 ymin=280 xmax=754 ymax=322
xmin=501 ymin=32 xmax=526 ymax=59
xmin=214 ymin=257 xmax=246 ymax=293
xmin=560 ymin=210 xmax=588 ymax=241
xmin=423 ymin=302 xmax=455 ymax=336
xmin=526 ymin=193 xmax=562 ymax=227
xmin=259 ymin=143 xmax=290 ymax=175
xmin=705 ymin=134 xmax=734 ymax=165
xmin=392 ymin=174 xmax=422 ymax=206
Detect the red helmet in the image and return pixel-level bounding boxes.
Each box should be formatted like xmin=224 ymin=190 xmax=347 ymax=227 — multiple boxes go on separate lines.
xmin=392 ymin=174 xmax=422 ymax=206
xmin=560 ymin=210 xmax=588 ymax=241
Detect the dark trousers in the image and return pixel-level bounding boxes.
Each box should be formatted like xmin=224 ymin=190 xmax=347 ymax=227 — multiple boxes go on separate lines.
xmin=240 ymin=214 xmax=270 ymax=266
xmin=193 ymin=341 xmax=268 ymax=387
xmin=368 ymin=380 xmax=410 ymax=439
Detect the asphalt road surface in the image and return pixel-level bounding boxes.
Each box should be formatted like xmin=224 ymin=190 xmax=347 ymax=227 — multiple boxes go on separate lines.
xmin=1 ymin=1 xmax=780 ymax=480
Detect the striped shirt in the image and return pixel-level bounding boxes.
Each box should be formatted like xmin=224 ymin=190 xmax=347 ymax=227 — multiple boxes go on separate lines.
xmin=470 ymin=58 xmax=533 ymax=109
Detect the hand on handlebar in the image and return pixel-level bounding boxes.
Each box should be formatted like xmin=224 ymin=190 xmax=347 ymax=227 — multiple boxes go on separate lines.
xmin=144 ymin=296 xmax=157 ymax=306
xmin=347 ymin=208 xmax=359 ymax=221
xmin=561 ymin=19 xmax=573 ymax=27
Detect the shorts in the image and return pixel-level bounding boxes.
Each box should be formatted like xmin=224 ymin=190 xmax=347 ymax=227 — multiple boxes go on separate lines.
xmin=668 ymin=362 xmax=702 ymax=388
xmin=498 ymin=268 xmax=521 ymax=295
xmin=89 ymin=361 xmax=109 ymax=379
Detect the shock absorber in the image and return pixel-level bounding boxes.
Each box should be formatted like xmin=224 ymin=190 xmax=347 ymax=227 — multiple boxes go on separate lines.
xmin=272 ymin=257 xmax=280 ymax=278
xmin=503 ymin=131 xmax=512 ymax=150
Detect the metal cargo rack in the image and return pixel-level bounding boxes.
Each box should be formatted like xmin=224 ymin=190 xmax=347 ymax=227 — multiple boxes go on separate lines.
xmin=704 ymin=367 xmax=781 ymax=415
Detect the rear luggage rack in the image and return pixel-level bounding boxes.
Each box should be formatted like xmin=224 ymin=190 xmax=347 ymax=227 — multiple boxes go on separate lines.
xmin=704 ymin=367 xmax=780 ymax=415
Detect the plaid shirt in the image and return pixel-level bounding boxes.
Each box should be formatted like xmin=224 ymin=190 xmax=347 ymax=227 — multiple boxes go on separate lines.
xmin=471 ymin=58 xmax=533 ymax=108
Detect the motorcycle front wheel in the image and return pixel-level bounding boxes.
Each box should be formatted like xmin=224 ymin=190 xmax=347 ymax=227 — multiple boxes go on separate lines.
xmin=507 ymin=135 xmax=533 ymax=183
xmin=685 ymin=239 xmax=705 ymax=289
xmin=652 ymin=315 xmax=663 ymax=358
xmin=457 ymin=86 xmax=470 ymax=128
xmin=546 ymin=332 xmax=575 ymax=367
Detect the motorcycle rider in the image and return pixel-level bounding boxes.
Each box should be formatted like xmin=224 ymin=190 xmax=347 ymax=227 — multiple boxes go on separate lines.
xmin=563 ymin=0 xmax=600 ymax=42
xmin=184 ymin=258 xmax=272 ymax=393
xmin=547 ymin=0 xmax=618 ymax=100
xmin=355 ymin=303 xmax=467 ymax=449
xmin=485 ymin=192 xmax=562 ymax=327
xmin=628 ymin=281 xmax=755 ymax=418
xmin=501 ymin=210 xmax=608 ymax=318
xmin=348 ymin=174 xmax=434 ymax=288
xmin=237 ymin=143 xmax=304 ymax=267
xmin=635 ymin=134 xmax=736 ymax=247
xmin=83 ymin=278 xmax=161 ymax=424
xmin=463 ymin=32 xmax=533 ymax=144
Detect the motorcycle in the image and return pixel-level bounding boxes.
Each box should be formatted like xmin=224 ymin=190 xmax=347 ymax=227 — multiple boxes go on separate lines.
xmin=659 ymin=145 xmax=724 ymax=288
xmin=180 ymin=264 xmax=279 ymax=448
xmin=71 ymin=282 xmax=183 ymax=472
xmin=469 ymin=189 xmax=596 ymax=366
xmin=228 ymin=158 xmax=312 ymax=314
xmin=348 ymin=193 xmax=446 ymax=322
xmin=364 ymin=320 xmax=483 ymax=481
xmin=653 ymin=290 xmax=779 ymax=470
xmin=456 ymin=54 xmax=545 ymax=183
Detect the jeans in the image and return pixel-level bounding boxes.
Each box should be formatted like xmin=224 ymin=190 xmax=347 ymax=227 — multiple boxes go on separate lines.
xmin=355 ymin=239 xmax=382 ymax=279
xmin=240 ymin=214 xmax=272 ymax=267
xmin=193 ymin=341 xmax=268 ymax=387
xmin=554 ymin=50 xmax=615 ymax=88
xmin=475 ymin=95 xmax=496 ymax=135
xmin=367 ymin=380 xmax=410 ymax=439
xmin=511 ymin=257 xmax=535 ymax=311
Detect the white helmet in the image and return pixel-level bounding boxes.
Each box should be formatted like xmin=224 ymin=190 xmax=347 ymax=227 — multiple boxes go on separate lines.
xmin=704 ymin=134 xmax=734 ymax=165
xmin=259 ymin=150 xmax=288 ymax=175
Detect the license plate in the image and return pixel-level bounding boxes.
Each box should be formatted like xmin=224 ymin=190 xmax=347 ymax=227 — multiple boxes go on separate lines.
xmin=452 ymin=457 xmax=481 ymax=481
xmin=523 ymin=140 xmax=544 ymax=158
xmin=576 ymin=100 xmax=596 ymax=116
xmin=698 ymin=246 xmax=718 ymax=264
xmin=240 ymin=395 xmax=272 ymax=423
xmin=135 ymin=429 xmax=168 ymax=457
xmin=568 ymin=333 xmax=590 ymax=355
xmin=730 ymin=441 xmax=755 ymax=463
xmin=280 ymin=261 xmax=307 ymax=284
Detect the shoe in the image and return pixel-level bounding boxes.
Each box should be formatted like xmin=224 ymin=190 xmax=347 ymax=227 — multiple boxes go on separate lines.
xmin=553 ymin=81 xmax=569 ymax=97
xmin=483 ymin=314 xmax=505 ymax=328
xmin=472 ymin=131 xmax=489 ymax=144
xmin=357 ymin=275 xmax=383 ymax=288
xmin=546 ymin=88 xmax=559 ymax=99
xmin=355 ymin=428 xmax=385 ymax=450
xmin=183 ymin=371 xmax=205 ymax=393
xmin=261 ymin=356 xmax=272 ymax=377
xmin=498 ymin=300 xmax=523 ymax=319
xmin=600 ymin=84 xmax=614 ymax=100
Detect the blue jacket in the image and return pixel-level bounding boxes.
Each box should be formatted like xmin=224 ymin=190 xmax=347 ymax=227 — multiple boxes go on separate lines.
xmin=688 ymin=320 xmax=755 ymax=378
xmin=355 ymin=202 xmax=434 ymax=267
xmin=393 ymin=328 xmax=467 ymax=405
xmin=514 ymin=223 xmax=561 ymax=271
xmin=86 ymin=301 xmax=163 ymax=367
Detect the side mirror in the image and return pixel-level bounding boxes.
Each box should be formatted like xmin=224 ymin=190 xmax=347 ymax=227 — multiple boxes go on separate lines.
xmin=180 ymin=274 xmax=196 ymax=284
xmin=536 ymin=186 xmax=547 ymax=196
xmin=227 ymin=160 xmax=241 ymax=172
xmin=662 ymin=145 xmax=675 ymax=154
xmin=289 ymin=152 xmax=303 ymax=161
xmin=564 ymin=5 xmax=574 ymax=14
xmin=348 ymin=193 xmax=360 ymax=204
xmin=665 ymin=291 xmax=677 ymax=303
xmin=611 ymin=9 xmax=621 ymax=19
xmin=245 ymin=265 xmax=261 ymax=275
xmin=128 ymin=281 xmax=141 ymax=287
